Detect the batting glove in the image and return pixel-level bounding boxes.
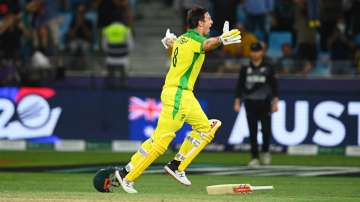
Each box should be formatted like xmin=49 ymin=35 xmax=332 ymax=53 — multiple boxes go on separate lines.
xmin=161 ymin=28 xmax=177 ymax=49
xmin=220 ymin=21 xmax=242 ymax=45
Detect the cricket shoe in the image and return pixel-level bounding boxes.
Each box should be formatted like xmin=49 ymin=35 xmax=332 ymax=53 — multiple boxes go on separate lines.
xmin=209 ymin=119 xmax=222 ymax=132
xmin=248 ymin=158 xmax=261 ymax=168
xmin=164 ymin=163 xmax=192 ymax=186
xmin=260 ymin=152 xmax=272 ymax=165
xmin=115 ymin=168 xmax=138 ymax=194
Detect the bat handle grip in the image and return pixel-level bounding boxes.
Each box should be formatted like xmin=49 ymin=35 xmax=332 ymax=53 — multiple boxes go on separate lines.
xmin=233 ymin=184 xmax=252 ymax=193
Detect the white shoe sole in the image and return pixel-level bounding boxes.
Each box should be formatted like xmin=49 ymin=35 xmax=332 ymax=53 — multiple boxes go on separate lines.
xmin=164 ymin=166 xmax=191 ymax=186
xmin=248 ymin=164 xmax=260 ymax=168
xmin=115 ymin=170 xmax=138 ymax=194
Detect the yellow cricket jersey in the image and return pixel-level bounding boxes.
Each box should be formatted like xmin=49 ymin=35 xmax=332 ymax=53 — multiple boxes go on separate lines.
xmin=162 ymin=29 xmax=207 ymax=119
xmin=163 ymin=29 xmax=207 ymax=91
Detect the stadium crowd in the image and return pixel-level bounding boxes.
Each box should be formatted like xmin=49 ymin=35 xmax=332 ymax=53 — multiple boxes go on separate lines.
xmin=199 ymin=0 xmax=360 ymax=76
xmin=1 ymin=0 xmax=360 ymax=85
xmin=0 ymin=0 xmax=136 ymax=85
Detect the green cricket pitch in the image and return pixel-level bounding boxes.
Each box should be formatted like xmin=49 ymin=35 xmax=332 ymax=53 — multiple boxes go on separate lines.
xmin=1 ymin=151 xmax=360 ymax=202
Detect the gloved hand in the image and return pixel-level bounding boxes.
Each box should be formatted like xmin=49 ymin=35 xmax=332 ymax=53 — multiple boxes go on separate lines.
xmin=161 ymin=28 xmax=177 ymax=49
xmin=220 ymin=21 xmax=242 ymax=45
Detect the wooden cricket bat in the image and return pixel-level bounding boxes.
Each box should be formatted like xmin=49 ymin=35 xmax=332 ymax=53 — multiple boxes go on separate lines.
xmin=206 ymin=184 xmax=274 ymax=195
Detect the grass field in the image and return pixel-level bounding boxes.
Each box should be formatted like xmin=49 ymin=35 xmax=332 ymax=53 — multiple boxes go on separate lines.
xmin=2 ymin=151 xmax=360 ymax=167
xmin=1 ymin=173 xmax=360 ymax=202
xmin=1 ymin=151 xmax=360 ymax=202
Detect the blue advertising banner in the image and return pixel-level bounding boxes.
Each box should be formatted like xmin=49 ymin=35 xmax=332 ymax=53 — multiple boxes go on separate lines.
xmin=1 ymin=77 xmax=359 ymax=147
xmin=229 ymin=96 xmax=360 ymax=147
xmin=0 ymin=87 xmax=62 ymax=140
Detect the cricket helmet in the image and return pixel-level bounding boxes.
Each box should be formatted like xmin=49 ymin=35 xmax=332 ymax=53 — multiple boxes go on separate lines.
xmin=93 ymin=167 xmax=118 ymax=192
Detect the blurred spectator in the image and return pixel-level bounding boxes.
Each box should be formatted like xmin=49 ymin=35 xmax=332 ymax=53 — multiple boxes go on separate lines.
xmin=129 ymin=0 xmax=143 ymax=20
xmin=102 ymin=22 xmax=133 ymax=88
xmin=319 ymin=0 xmax=343 ymax=51
xmin=93 ymin=0 xmax=133 ymax=48
xmin=218 ymin=48 xmax=242 ymax=73
xmin=260 ymin=41 xmax=274 ymax=65
xmin=24 ymin=0 xmax=63 ymax=53
xmin=209 ymin=0 xmax=240 ymax=36
xmin=93 ymin=0 xmax=134 ymax=31
xmin=0 ymin=12 xmax=22 ymax=49
xmin=67 ymin=4 xmax=93 ymax=69
xmin=32 ymin=25 xmax=56 ymax=63
xmin=236 ymin=2 xmax=247 ymax=25
xmin=218 ymin=25 xmax=257 ymax=73
xmin=0 ymin=12 xmax=28 ymax=83
xmin=111 ymin=0 xmax=134 ymax=29
xmin=243 ymin=0 xmax=273 ymax=40
xmin=271 ymin=0 xmax=294 ymax=32
xmin=328 ymin=19 xmax=354 ymax=75
xmin=307 ymin=0 xmax=320 ymax=28
xmin=62 ymin=0 xmax=91 ymax=12
xmin=354 ymin=46 xmax=360 ymax=74
xmin=17 ymin=0 xmax=63 ymax=82
xmin=0 ymin=0 xmax=20 ymax=18
xmin=202 ymin=49 xmax=223 ymax=73
xmin=276 ymin=43 xmax=296 ymax=75
xmin=34 ymin=25 xmax=53 ymax=54
xmin=294 ymin=0 xmax=317 ymax=74
xmin=163 ymin=0 xmax=174 ymax=7
xmin=343 ymin=0 xmax=360 ymax=37
xmin=236 ymin=25 xmax=258 ymax=58
xmin=93 ymin=0 xmax=113 ymax=29
xmin=19 ymin=0 xmax=38 ymax=66
xmin=226 ymin=25 xmax=258 ymax=57
xmin=0 ymin=62 xmax=18 ymax=84
xmin=174 ymin=0 xmax=207 ymax=32
xmin=25 ymin=0 xmax=60 ymax=28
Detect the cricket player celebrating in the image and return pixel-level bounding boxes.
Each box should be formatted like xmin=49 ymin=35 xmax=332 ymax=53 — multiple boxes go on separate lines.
xmin=114 ymin=6 xmax=241 ymax=193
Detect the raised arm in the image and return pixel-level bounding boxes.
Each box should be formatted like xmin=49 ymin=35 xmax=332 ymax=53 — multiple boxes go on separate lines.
xmin=202 ymin=37 xmax=222 ymax=51
xmin=203 ymin=22 xmax=241 ymax=52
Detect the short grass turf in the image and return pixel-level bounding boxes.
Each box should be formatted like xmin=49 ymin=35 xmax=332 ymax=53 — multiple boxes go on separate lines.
xmin=0 ymin=172 xmax=360 ymax=202
xmin=1 ymin=151 xmax=360 ymax=167
xmin=1 ymin=151 xmax=360 ymax=201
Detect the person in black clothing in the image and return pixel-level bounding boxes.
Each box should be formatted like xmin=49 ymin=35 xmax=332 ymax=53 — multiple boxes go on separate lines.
xmin=234 ymin=42 xmax=279 ymax=167
xmin=67 ymin=4 xmax=93 ymax=70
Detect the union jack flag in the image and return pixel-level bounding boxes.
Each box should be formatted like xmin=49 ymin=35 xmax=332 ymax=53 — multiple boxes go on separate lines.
xmin=129 ymin=96 xmax=162 ymax=121
xmin=128 ymin=96 xmax=207 ymax=144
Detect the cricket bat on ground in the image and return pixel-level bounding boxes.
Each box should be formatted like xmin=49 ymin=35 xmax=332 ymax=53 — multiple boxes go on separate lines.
xmin=206 ymin=184 xmax=274 ymax=195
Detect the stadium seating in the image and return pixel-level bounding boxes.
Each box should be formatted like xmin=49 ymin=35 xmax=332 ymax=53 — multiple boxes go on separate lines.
xmin=312 ymin=51 xmax=330 ymax=76
xmin=355 ymin=33 xmax=360 ymax=46
xmin=58 ymin=12 xmax=73 ymax=50
xmin=267 ymin=31 xmax=292 ymax=59
xmin=58 ymin=11 xmax=98 ymax=51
